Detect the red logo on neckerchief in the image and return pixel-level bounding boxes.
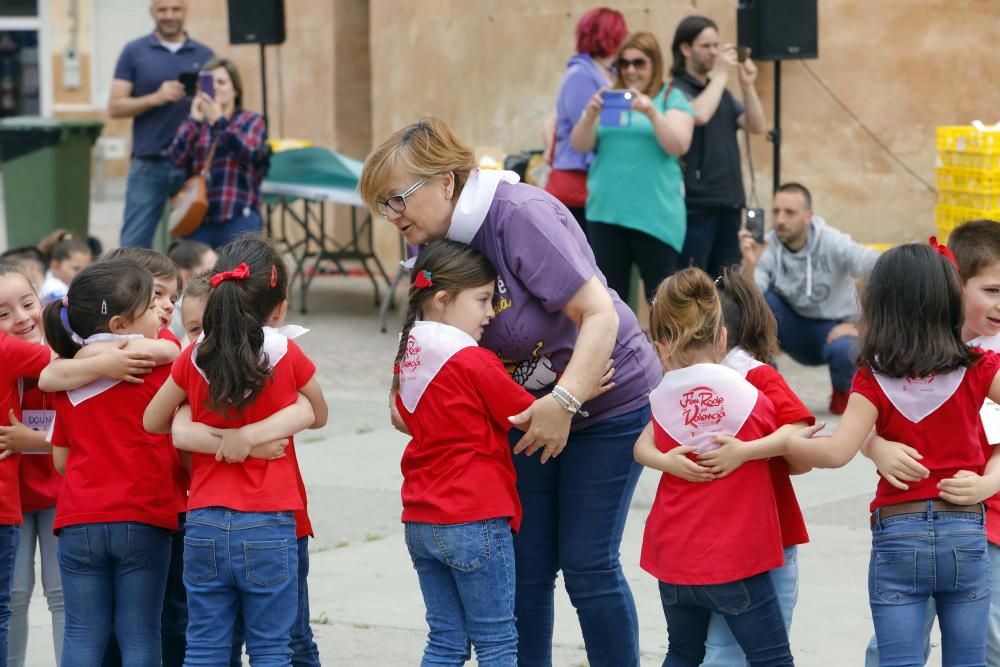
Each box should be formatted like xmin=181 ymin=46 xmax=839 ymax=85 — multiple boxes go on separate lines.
xmin=903 ymin=374 xmax=936 ymax=391
xmin=400 ymin=336 xmax=422 ymax=375
xmin=680 ymin=386 xmax=727 ymax=428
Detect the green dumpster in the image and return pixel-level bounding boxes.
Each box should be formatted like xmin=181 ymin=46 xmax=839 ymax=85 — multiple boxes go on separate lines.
xmin=0 ymin=117 xmax=103 ymax=248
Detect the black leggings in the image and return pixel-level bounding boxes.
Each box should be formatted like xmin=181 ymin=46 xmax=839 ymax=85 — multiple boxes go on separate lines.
xmin=589 ymin=221 xmax=680 ymax=305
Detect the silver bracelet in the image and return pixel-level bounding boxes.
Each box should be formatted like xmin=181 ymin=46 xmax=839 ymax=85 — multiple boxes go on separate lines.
xmin=551 ymin=384 xmax=589 ymax=418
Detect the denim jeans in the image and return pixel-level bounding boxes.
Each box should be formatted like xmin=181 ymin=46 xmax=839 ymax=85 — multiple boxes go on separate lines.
xmin=183 ymin=508 xmax=298 ymax=666
xmin=764 ymin=291 xmax=857 ymax=392
xmin=869 ymin=504 xmax=991 ymax=666
xmin=185 ymin=208 xmax=264 ymax=250
xmin=58 ymin=522 xmax=172 ymax=667
xmin=405 ymin=519 xmax=517 ymax=666
xmin=702 ymin=547 xmax=799 ymax=666
xmin=659 ymin=572 xmax=793 ymax=666
xmin=160 ymin=512 xmax=188 ymax=667
xmin=510 ymin=405 xmax=648 ymax=667
xmin=680 ymin=207 xmax=743 ymax=279
xmin=120 ymin=158 xmax=186 ymax=249
xmin=863 ymin=599 xmax=934 ymax=667
xmin=9 ymin=506 xmax=64 ymax=667
xmin=0 ymin=524 xmax=18 ymax=662
xmin=231 ymin=536 xmax=322 ymax=667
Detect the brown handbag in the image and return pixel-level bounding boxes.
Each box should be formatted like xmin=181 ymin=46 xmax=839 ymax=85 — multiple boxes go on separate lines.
xmin=168 ymin=134 xmax=221 ymax=238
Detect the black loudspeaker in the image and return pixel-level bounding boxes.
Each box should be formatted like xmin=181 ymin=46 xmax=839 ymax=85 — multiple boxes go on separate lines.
xmin=737 ymin=0 xmax=817 ymax=61
xmin=228 ymin=0 xmax=286 ymax=45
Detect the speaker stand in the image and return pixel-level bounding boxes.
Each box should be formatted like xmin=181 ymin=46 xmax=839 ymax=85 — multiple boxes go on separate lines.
xmin=769 ymin=60 xmax=781 ymax=193
xmin=259 ymin=43 xmax=269 ymax=129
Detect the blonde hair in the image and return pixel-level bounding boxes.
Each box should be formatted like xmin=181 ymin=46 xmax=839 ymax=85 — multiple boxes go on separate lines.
xmin=648 ymin=268 xmax=722 ymax=365
xmin=359 ymin=117 xmax=476 ymax=214
xmin=614 ymin=32 xmax=666 ymax=97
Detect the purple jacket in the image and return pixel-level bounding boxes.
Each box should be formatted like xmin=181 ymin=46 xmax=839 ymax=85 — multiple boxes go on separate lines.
xmin=553 ymin=54 xmax=609 ymax=172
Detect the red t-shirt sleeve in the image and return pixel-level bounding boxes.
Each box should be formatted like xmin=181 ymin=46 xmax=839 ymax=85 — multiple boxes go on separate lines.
xmin=49 ymin=395 xmax=67 ymax=448
xmin=285 ymin=341 xmax=317 ymax=389
xmin=0 ymin=335 xmax=50 ymax=380
xmin=158 ymin=328 xmax=182 ymax=349
xmin=749 ymin=366 xmax=815 ymax=427
xmin=170 ymin=346 xmax=195 ymax=388
xmin=851 ymin=367 xmax=885 ymax=413
xmin=468 ymin=349 xmax=535 ymax=429
xmin=973 ymin=349 xmax=1000 ymax=400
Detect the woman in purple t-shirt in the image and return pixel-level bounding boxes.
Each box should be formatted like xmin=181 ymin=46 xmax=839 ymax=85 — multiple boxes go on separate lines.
xmin=361 ymin=117 xmax=661 ymax=667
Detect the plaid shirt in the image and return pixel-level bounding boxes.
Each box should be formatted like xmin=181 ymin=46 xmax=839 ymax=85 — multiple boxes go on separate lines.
xmin=168 ymin=110 xmax=267 ymax=224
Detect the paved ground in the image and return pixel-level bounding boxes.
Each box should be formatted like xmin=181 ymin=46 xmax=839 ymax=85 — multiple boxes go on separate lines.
xmin=6 ymin=186 xmax=945 ymax=665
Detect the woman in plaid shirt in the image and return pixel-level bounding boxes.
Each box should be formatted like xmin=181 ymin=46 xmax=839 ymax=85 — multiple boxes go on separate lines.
xmin=168 ymin=57 xmax=268 ymax=249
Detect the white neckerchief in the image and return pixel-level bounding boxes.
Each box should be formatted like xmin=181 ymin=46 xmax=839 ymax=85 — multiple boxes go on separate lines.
xmin=873 ymin=367 xmax=966 ymax=424
xmin=721 ymin=346 xmax=765 ymax=378
xmin=446 ymin=169 xmax=520 ymax=244
xmin=397 ymin=321 xmax=477 ymax=413
xmin=650 ymin=363 xmax=759 ymax=455
xmin=191 ymin=325 xmax=309 ymax=383
xmin=968 ymin=333 xmax=1000 ymax=443
xmin=66 ymin=333 xmax=145 ymax=406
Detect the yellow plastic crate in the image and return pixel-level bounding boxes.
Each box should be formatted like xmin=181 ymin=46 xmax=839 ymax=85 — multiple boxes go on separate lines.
xmin=937 ymin=151 xmax=1000 ymax=172
xmin=937 ymin=126 xmax=1000 ymax=155
xmin=935 ymin=204 xmax=1000 ymax=242
xmin=936 ymin=166 xmax=1000 ymax=194
xmin=938 ymin=190 xmax=1000 ymax=209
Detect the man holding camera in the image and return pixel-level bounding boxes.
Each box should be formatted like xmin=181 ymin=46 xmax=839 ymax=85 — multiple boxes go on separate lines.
xmin=110 ymin=0 xmax=213 ymax=249
xmin=740 ymin=183 xmax=880 ymax=415
xmin=669 ymin=15 xmax=767 ymax=278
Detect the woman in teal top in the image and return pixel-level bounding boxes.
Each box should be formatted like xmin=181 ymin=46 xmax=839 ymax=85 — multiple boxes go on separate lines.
xmin=571 ymin=31 xmax=695 ymax=304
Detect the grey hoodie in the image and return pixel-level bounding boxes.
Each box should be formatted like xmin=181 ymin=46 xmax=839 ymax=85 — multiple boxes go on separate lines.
xmin=754 ymin=216 xmax=880 ymax=321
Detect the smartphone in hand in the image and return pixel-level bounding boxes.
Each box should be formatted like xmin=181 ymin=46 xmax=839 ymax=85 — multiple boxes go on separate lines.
xmin=198 ymin=71 xmax=215 ymax=99
xmin=744 ymin=208 xmax=765 ymax=243
xmin=737 ymin=46 xmax=749 ymax=63
xmin=178 ymin=72 xmax=197 ymax=97
xmin=600 ymin=90 xmax=633 ymax=127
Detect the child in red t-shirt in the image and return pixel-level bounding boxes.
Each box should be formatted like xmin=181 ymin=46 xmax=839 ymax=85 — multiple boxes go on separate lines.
xmin=144 ymin=238 xmax=327 ymax=666
xmin=634 ymin=267 xmax=793 ymax=665
xmin=391 ymin=240 xmax=534 ymax=665
xmin=790 ymin=242 xmax=1000 ymax=666
xmin=37 ymin=257 xmax=180 ymax=666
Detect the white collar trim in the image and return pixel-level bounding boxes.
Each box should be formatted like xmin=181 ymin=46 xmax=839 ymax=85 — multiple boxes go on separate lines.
xmin=191 ymin=325 xmax=309 ymax=383
xmin=397 ymin=321 xmax=478 ymax=413
xmin=446 ymin=169 xmax=520 ymax=244
xmin=721 ymin=346 xmax=765 ymax=378
xmin=873 ymin=367 xmax=966 ymax=423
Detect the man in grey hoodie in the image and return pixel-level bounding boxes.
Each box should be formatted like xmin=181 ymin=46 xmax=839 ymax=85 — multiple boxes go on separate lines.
xmin=739 ymin=182 xmax=881 ymax=414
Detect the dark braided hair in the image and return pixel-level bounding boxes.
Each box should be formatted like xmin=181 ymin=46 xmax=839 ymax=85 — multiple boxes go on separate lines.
xmin=392 ymin=240 xmax=497 ymax=392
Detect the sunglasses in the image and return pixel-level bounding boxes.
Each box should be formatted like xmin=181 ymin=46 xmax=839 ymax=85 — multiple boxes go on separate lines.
xmin=616 ymin=57 xmax=650 ymax=71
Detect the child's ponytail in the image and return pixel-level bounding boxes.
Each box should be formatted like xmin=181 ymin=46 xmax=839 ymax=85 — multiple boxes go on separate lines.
xmin=716 ymin=267 xmax=778 ymax=363
xmin=390 ymin=240 xmax=498 ymax=393
xmin=196 ymin=238 xmax=289 ymax=414
xmin=41 ymin=258 xmax=154 ymax=359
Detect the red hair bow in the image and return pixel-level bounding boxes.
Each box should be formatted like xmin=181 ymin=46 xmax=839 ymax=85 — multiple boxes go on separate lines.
xmin=210 ymin=262 xmax=251 ymax=287
xmin=414 ymin=270 xmax=433 ymax=288
xmin=928 ymin=236 xmax=959 ymax=270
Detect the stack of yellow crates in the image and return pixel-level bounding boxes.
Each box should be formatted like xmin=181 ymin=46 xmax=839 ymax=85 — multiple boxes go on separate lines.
xmin=935 ymin=125 xmax=1000 ymax=241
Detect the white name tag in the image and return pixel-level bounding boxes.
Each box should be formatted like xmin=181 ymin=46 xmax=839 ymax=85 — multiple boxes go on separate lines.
xmin=981 ymin=399 xmax=1000 ymax=445
xmin=21 ymin=409 xmax=54 ymax=433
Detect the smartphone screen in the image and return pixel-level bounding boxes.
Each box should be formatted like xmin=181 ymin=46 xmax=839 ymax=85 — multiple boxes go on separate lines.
xmin=178 ymin=72 xmax=197 ymax=97
xmin=600 ymin=90 xmax=633 ymax=127
xmin=198 ymin=71 xmax=215 ymax=99
xmin=737 ymin=46 xmax=749 ymax=63
xmin=745 ymin=208 xmax=765 ymax=243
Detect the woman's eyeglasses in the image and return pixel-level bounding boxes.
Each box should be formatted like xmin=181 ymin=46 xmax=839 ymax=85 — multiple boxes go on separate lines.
xmin=616 ymin=57 xmax=650 ymax=71
xmin=376 ymin=179 xmax=427 ymax=216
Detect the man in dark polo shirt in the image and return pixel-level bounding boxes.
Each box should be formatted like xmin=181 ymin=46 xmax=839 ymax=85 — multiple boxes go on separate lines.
xmin=669 ymin=15 xmax=767 ymax=278
xmin=110 ymin=0 xmax=213 ymax=249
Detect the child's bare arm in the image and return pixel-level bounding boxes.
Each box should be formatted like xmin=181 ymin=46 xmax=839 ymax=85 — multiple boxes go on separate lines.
xmin=788 ymin=394 xmax=878 ymax=468
xmin=38 ymin=341 xmax=157 ymax=392
xmin=297 ymin=378 xmax=327 ymax=429
xmin=0 ymin=411 xmax=50 ymax=461
xmin=52 ymin=445 xmax=69 ymax=475
xmin=699 ymin=421 xmax=823 ymax=478
xmin=144 ymin=377 xmax=187 ymax=435
xmin=634 ymin=422 xmax=714 ymax=482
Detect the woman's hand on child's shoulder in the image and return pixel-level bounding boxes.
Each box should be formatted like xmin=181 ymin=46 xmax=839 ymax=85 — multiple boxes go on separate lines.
xmin=663 ymin=446 xmax=715 ymax=483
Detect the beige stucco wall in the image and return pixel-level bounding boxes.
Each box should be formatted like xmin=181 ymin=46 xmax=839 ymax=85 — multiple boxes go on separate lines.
xmin=369 ymin=0 xmax=1000 ymax=246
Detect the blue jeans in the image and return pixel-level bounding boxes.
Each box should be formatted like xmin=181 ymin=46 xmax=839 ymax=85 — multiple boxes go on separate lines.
xmin=9 ymin=506 xmax=64 ymax=667
xmin=405 ymin=519 xmax=517 ymax=666
xmin=120 ymin=158 xmax=186 ymax=249
xmin=183 ymin=508 xmax=298 ymax=666
xmin=681 ymin=207 xmax=743 ymax=279
xmin=510 ymin=405 xmax=648 ymax=667
xmin=869 ymin=504 xmax=991 ymax=666
xmin=0 ymin=524 xmax=18 ymax=662
xmin=185 ymin=208 xmax=264 ymax=249
xmin=160 ymin=512 xmax=188 ymax=667
xmin=58 ymin=522 xmax=172 ymax=667
xmin=659 ymin=573 xmax=793 ymax=666
xmin=702 ymin=546 xmax=799 ymax=666
xmin=864 ymin=599 xmax=934 ymax=667
xmin=764 ymin=291 xmax=857 ymax=392
xmin=231 ymin=536 xmax=322 ymax=667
